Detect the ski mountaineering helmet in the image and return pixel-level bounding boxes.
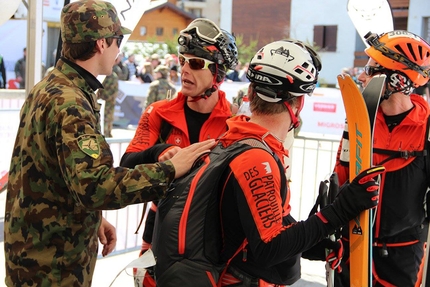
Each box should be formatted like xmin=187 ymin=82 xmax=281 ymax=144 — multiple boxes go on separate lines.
xmin=178 ymin=18 xmax=239 ymax=71
xmin=246 ymin=39 xmax=322 ymax=102
xmin=364 ymin=30 xmax=430 ymax=87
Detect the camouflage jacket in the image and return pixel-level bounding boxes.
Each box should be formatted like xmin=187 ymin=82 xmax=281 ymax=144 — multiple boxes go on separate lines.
xmin=4 ymin=58 xmax=175 ymax=287
xmin=145 ymin=78 xmax=177 ymax=107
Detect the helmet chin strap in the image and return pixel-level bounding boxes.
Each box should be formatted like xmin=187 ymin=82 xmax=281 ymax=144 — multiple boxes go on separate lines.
xmin=187 ymin=64 xmax=222 ymax=101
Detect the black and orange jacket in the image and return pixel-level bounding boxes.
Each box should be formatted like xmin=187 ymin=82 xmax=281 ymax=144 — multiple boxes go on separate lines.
xmin=218 ymin=116 xmax=331 ymax=285
xmin=121 ymin=90 xmax=233 ymax=243
xmin=335 ymin=94 xmax=430 ymax=241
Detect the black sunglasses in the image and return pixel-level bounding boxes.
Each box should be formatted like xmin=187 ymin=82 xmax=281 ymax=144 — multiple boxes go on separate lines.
xmin=111 ymin=35 xmax=124 ymax=47
xmin=364 ymin=65 xmax=386 ymax=77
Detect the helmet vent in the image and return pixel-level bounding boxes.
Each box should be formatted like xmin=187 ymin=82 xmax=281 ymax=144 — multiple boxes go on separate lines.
xmin=295 ymin=68 xmax=303 ymax=74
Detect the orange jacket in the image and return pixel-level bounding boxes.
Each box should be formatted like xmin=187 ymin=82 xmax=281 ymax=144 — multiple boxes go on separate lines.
xmin=125 ymin=91 xmax=233 ymax=153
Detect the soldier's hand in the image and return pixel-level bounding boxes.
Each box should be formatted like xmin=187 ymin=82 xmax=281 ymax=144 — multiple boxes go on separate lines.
xmin=169 ymin=139 xmax=215 ymax=178
xmin=159 ymin=146 xmax=181 ymax=162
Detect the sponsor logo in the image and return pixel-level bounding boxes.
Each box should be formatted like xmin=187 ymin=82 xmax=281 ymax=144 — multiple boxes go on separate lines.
xmin=247 ymin=69 xmax=283 ymax=86
xmin=313 ymin=102 xmax=337 ymax=113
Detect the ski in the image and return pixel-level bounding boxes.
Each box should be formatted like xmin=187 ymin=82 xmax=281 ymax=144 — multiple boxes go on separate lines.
xmin=347 ymin=0 xmax=393 ymax=46
xmin=337 ymin=74 xmax=385 ymax=287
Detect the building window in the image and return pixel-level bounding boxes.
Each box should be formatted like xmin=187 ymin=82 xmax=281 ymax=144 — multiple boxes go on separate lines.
xmin=140 ymin=26 xmax=147 ymax=36
xmin=313 ymin=25 xmax=337 ymax=52
xmin=156 ymin=27 xmax=164 ymax=36
xmin=172 ymin=28 xmax=179 ymax=36
xmin=187 ymin=8 xmax=202 ymax=17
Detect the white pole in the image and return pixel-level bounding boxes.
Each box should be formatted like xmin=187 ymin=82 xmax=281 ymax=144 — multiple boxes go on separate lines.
xmin=26 ymin=0 xmax=44 ymax=96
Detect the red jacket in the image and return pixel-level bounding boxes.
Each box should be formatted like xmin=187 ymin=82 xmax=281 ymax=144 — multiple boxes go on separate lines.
xmin=125 ymin=91 xmax=233 ymax=153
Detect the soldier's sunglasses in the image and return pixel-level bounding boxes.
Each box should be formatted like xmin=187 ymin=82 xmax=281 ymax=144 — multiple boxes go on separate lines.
xmin=178 ymin=54 xmax=214 ymax=70
xmin=364 ymin=65 xmax=386 ymax=77
xmin=111 ymin=35 xmax=123 ymax=47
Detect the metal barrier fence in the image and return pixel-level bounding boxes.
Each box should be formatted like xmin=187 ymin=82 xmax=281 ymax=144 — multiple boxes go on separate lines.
xmin=103 ymin=135 xmax=341 ymax=256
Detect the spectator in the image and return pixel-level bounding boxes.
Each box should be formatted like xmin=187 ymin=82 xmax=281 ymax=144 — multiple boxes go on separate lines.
xmin=239 ymin=62 xmax=249 ymax=82
xmin=115 ymin=52 xmax=128 ymax=81
xmin=139 ymin=62 xmax=154 ymax=83
xmin=150 ymin=53 xmax=161 ymax=70
xmin=97 ymin=56 xmax=122 ymax=137
xmin=168 ymin=64 xmax=181 ymax=86
xmin=145 ymin=65 xmax=177 ymax=107
xmin=14 ymin=47 xmax=26 ymax=89
xmin=226 ymin=61 xmax=241 ymax=82
xmin=124 ymin=53 xmax=139 ymax=80
xmin=0 ymin=53 xmax=6 ymax=88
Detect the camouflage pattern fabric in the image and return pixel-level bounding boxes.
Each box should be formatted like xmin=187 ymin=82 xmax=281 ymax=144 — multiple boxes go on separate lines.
xmin=61 ymin=0 xmax=132 ymax=43
xmin=97 ymin=66 xmax=119 ymax=137
xmin=4 ymin=58 xmax=175 ymax=287
xmin=145 ymin=78 xmax=177 ymax=108
xmin=14 ymin=57 xmax=26 ymax=89
xmin=115 ymin=62 xmax=129 ymax=81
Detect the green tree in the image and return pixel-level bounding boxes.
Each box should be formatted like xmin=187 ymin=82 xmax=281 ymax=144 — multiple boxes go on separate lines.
xmin=234 ymin=34 xmax=259 ymax=65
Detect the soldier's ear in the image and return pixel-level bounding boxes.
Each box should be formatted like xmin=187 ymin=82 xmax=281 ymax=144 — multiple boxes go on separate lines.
xmin=95 ymin=39 xmax=105 ymax=53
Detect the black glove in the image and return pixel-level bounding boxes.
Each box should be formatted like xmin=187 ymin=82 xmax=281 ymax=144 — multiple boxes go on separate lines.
xmin=302 ymin=238 xmax=342 ymax=261
xmin=318 ymin=165 xmax=385 ymax=233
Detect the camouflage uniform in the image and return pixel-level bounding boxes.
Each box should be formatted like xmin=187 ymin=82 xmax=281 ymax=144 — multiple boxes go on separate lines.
xmin=14 ymin=54 xmax=26 ymax=89
xmin=145 ymin=66 xmax=176 ymax=107
xmin=4 ymin=1 xmax=175 ymax=286
xmin=97 ymin=65 xmax=120 ymax=137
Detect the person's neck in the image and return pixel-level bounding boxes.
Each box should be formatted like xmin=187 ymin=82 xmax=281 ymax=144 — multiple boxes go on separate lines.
xmin=75 ymin=57 xmax=99 ymax=78
xmin=380 ymin=91 xmax=414 ymax=116
xmin=187 ymin=90 xmax=220 ymax=114
xmin=249 ymin=112 xmax=291 ymax=142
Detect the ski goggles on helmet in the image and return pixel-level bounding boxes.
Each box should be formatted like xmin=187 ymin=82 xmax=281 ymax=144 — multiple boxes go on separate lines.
xmin=179 ymin=54 xmax=214 ymax=70
xmin=364 ymin=65 xmax=386 ymax=77
xmin=179 ymin=18 xmax=223 ymax=45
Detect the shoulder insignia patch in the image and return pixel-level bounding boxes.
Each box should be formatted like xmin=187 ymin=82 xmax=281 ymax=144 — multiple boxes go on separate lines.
xmin=78 ymin=135 xmax=101 ymax=159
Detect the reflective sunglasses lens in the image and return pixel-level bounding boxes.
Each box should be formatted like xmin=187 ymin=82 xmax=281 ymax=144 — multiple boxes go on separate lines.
xmin=178 ymin=55 xmax=207 ymax=70
xmin=117 ymin=38 xmax=122 ymax=47
xmin=189 ymin=58 xmax=205 ymax=70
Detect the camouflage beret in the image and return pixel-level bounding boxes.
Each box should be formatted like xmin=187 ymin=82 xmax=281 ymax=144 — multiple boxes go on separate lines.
xmin=61 ymin=0 xmax=132 ymax=43
xmin=154 ymin=65 xmax=169 ymax=77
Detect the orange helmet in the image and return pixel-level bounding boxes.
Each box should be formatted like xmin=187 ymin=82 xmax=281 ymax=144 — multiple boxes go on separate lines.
xmin=364 ymin=30 xmax=430 ymax=87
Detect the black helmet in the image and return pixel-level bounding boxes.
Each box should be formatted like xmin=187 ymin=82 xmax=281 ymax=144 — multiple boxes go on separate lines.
xmin=178 ymin=18 xmax=239 ymax=70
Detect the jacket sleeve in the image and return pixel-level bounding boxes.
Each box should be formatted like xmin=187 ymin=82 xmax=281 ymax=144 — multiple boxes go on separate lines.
xmin=120 ymin=144 xmax=172 ymax=167
xmin=125 ymin=103 xmax=165 ymax=153
xmin=226 ymin=149 xmax=329 ymax=266
xmin=56 ymin=96 xmax=175 ymax=210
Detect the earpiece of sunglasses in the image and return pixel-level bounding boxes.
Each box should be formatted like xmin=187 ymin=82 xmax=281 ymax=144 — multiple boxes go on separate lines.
xmin=364 ymin=65 xmax=386 ymax=77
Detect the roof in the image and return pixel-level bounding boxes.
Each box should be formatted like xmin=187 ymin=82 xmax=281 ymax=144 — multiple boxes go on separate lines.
xmin=145 ymin=0 xmax=196 ymax=20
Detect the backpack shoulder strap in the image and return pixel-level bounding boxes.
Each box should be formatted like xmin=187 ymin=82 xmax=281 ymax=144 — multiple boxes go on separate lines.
xmin=156 ymin=120 xmax=173 ymax=144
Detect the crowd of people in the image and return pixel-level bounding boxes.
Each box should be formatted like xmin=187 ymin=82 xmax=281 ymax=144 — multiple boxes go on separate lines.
xmin=3 ymin=0 xmax=430 ymax=287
